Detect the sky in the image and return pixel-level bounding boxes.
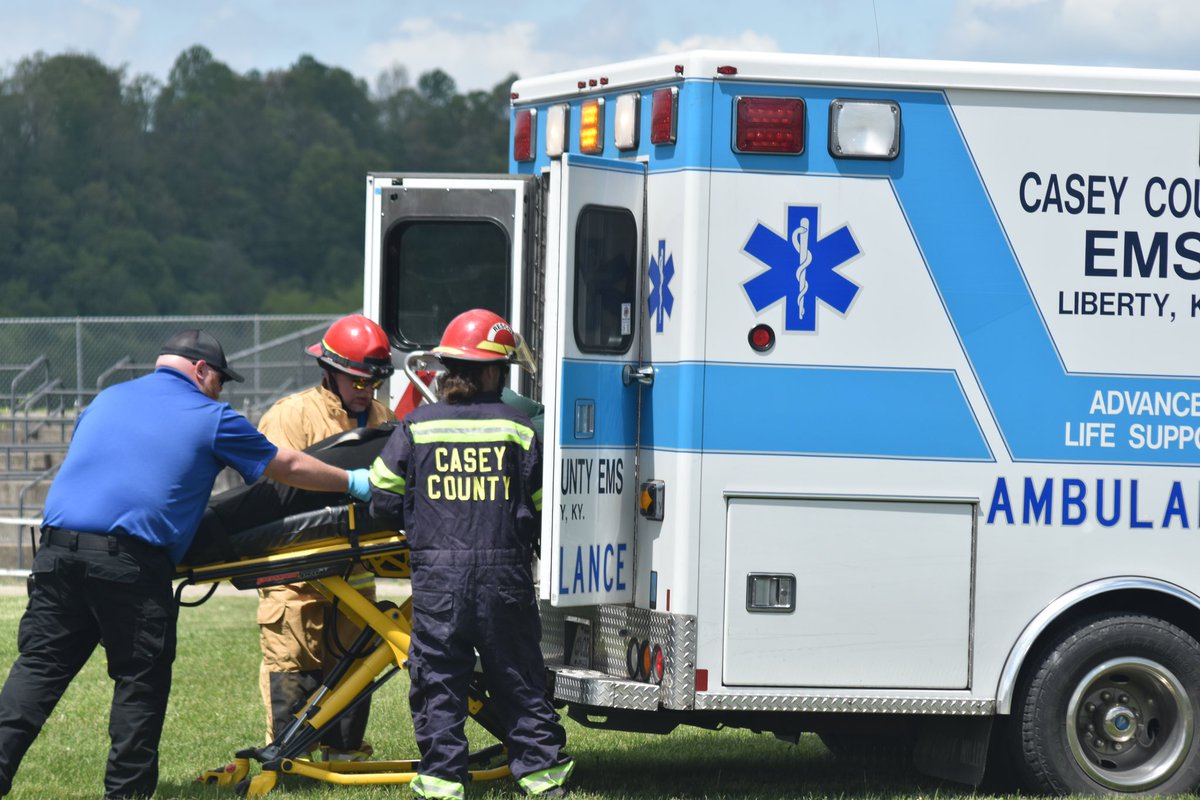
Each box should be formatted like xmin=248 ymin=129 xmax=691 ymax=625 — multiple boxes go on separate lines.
xmin=3 ymin=0 xmax=1200 ymax=93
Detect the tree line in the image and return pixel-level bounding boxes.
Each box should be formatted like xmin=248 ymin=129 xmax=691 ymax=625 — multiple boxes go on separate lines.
xmin=0 ymin=47 xmax=514 ymax=316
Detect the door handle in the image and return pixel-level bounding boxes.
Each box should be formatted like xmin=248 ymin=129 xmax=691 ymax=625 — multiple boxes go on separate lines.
xmin=622 ymin=364 xmax=656 ymax=386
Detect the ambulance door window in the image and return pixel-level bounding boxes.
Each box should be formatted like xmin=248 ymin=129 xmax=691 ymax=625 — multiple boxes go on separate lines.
xmin=573 ymin=205 xmax=637 ymax=354
xmin=383 ymin=220 xmax=511 ymax=349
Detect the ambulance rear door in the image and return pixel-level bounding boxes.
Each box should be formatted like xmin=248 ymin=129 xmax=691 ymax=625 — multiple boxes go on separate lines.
xmin=364 ymin=173 xmax=543 ymax=405
xmin=543 ymin=154 xmax=646 ymax=608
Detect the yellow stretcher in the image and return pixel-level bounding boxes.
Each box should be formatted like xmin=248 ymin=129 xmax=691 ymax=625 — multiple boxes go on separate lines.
xmin=176 ymin=504 xmax=510 ymax=798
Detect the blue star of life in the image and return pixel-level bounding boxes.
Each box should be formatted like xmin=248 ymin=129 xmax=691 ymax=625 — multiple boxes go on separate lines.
xmin=648 ymin=238 xmax=675 ymax=333
xmin=742 ymin=205 xmax=861 ymax=332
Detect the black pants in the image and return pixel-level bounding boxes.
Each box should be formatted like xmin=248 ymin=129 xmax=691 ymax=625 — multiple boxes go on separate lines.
xmin=0 ymin=535 xmax=177 ymax=799
xmin=409 ymin=557 xmax=566 ymax=785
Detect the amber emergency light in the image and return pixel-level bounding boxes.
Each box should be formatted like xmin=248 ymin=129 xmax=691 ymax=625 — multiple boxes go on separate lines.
xmin=580 ymin=98 xmax=605 ymax=155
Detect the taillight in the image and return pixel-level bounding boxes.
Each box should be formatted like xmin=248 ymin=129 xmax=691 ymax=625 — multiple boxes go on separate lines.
xmin=626 ymin=638 xmax=640 ymax=678
xmin=579 ymin=98 xmax=605 ymax=155
xmin=733 ymin=96 xmax=804 ymax=154
xmin=650 ymin=87 xmax=678 ymax=145
xmin=513 ymin=109 xmax=536 ymax=162
xmin=628 ymin=636 xmax=668 ymax=684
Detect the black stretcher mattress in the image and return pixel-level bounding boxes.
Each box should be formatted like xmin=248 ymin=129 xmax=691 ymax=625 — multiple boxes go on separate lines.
xmin=182 ymin=424 xmax=403 ymax=567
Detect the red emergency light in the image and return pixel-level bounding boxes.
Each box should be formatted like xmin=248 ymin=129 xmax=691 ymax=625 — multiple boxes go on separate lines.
xmin=734 ymin=96 xmax=805 ymax=154
xmin=513 ymin=109 xmax=536 ymax=162
xmin=650 ymin=87 xmax=678 ymax=145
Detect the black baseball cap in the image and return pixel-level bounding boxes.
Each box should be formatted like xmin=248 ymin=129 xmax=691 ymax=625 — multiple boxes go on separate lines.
xmin=159 ymin=329 xmax=245 ymax=383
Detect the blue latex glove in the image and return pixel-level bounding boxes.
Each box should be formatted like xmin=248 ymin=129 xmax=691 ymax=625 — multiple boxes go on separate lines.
xmin=347 ymin=468 xmax=372 ymax=502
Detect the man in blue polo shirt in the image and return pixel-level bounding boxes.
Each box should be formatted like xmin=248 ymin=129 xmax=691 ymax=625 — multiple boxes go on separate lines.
xmin=0 ymin=329 xmax=374 ymax=800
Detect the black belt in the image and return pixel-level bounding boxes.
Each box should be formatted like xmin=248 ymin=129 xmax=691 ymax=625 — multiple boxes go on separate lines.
xmin=40 ymin=528 xmax=161 ymax=557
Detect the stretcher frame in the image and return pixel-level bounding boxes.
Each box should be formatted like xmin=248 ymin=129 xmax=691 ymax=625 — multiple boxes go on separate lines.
xmin=177 ymin=508 xmax=511 ymax=798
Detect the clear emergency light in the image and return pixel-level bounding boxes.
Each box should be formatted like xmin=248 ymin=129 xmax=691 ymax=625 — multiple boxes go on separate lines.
xmin=580 ymin=98 xmax=605 ymax=155
xmin=829 ymin=99 xmax=900 ymax=160
xmin=650 ymin=87 xmax=678 ymax=145
xmin=545 ymin=104 xmax=569 ymax=158
xmin=733 ymin=96 xmax=805 ymax=154
xmin=513 ymin=109 xmax=536 ymax=162
xmin=614 ymin=93 xmax=640 ymax=150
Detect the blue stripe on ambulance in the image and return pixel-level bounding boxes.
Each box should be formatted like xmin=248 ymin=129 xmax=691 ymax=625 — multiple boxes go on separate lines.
xmin=561 ymin=359 xmax=991 ymax=460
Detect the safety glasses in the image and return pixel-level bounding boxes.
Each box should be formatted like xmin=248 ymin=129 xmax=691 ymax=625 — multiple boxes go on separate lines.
xmin=352 ymin=376 xmax=385 ymax=391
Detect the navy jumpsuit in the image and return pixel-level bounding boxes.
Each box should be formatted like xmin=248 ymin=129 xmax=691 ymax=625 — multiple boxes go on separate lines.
xmin=368 ymin=393 xmax=572 ymax=799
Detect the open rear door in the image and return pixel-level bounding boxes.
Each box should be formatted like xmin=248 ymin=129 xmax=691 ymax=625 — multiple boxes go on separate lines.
xmin=363 ymin=173 xmax=543 ymax=406
xmin=541 ymin=154 xmax=647 ymax=608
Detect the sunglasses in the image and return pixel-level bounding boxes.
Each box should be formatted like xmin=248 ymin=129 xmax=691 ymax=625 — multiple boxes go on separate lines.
xmin=351 ymin=376 xmax=385 ymax=391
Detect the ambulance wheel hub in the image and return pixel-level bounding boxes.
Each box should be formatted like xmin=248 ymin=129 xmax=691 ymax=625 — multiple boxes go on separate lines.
xmin=1066 ymin=656 xmax=1191 ymax=791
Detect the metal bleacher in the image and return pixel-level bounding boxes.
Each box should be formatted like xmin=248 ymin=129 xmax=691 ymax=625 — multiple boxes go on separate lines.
xmin=0 ymin=358 xmax=74 ymax=571
xmin=0 ymin=318 xmax=338 ymax=572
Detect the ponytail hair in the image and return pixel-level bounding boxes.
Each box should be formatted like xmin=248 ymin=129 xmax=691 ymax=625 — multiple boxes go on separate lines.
xmin=439 ymin=359 xmax=486 ymax=404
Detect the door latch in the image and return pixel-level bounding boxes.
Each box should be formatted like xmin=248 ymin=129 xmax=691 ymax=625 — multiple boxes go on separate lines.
xmin=621 ymin=364 xmax=656 ymax=386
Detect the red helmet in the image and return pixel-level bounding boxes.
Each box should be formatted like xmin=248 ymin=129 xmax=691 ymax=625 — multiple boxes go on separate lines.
xmin=433 ymin=309 xmax=535 ymax=372
xmin=306 ymin=314 xmax=394 ymax=379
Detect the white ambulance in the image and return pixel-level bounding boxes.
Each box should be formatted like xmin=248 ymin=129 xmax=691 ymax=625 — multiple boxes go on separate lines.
xmin=363 ymin=50 xmax=1200 ymax=794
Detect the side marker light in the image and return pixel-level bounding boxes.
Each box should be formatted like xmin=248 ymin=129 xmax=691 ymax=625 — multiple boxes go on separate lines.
xmin=748 ymin=324 xmax=775 ymax=353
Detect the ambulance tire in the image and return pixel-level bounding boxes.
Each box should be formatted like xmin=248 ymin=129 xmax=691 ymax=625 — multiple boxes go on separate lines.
xmin=1013 ymin=613 xmax=1200 ymax=795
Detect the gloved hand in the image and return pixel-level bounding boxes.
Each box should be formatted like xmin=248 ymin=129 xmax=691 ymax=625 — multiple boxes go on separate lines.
xmin=347 ymin=468 xmax=372 ymax=502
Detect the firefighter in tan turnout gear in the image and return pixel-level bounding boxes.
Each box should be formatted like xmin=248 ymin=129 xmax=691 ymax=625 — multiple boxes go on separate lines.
xmin=255 ymin=314 xmax=395 ymax=760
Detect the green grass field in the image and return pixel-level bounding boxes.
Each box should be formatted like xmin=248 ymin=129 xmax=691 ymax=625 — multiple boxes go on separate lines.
xmin=0 ymin=589 xmax=1034 ymax=799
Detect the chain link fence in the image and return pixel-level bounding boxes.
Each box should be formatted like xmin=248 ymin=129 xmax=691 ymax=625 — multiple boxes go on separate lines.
xmin=0 ymin=314 xmax=346 ymax=571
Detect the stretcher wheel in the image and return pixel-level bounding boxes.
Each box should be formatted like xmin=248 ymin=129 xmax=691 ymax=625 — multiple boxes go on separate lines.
xmin=236 ymin=770 xmax=279 ymax=799
xmin=249 ymin=771 xmax=279 ymax=798
xmin=195 ymin=757 xmax=249 ymax=787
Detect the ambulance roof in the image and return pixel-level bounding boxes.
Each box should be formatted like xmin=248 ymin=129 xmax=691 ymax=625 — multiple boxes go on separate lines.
xmin=511 ymin=50 xmax=1200 ymax=103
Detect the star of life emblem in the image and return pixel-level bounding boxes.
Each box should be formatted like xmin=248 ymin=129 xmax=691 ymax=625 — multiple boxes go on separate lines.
xmin=648 ymin=239 xmax=675 ymax=333
xmin=741 ymin=205 xmax=861 ymax=331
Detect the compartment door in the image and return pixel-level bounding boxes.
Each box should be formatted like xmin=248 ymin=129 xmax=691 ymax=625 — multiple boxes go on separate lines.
xmin=724 ymin=496 xmax=974 ymax=688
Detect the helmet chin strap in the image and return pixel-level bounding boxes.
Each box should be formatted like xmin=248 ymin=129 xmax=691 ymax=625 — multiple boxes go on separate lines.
xmin=321 ymin=367 xmax=357 ymax=415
